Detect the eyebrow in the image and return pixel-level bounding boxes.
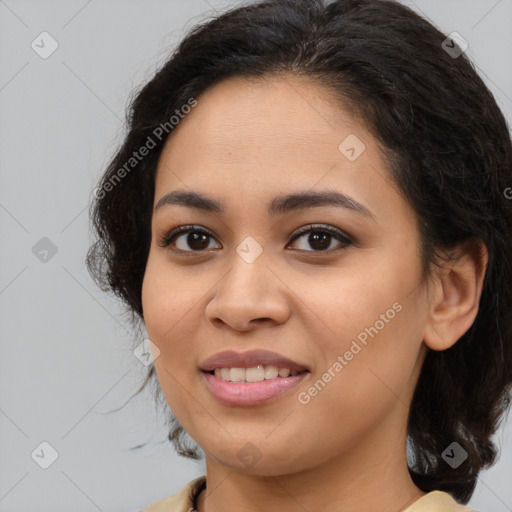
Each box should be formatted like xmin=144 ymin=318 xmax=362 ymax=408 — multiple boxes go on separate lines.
xmin=154 ymin=189 xmax=375 ymax=221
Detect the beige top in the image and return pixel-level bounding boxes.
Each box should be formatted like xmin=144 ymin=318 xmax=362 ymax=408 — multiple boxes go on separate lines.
xmin=140 ymin=476 xmax=478 ymax=512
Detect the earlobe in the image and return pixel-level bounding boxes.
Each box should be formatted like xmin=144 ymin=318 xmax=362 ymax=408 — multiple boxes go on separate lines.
xmin=423 ymin=239 xmax=488 ymax=352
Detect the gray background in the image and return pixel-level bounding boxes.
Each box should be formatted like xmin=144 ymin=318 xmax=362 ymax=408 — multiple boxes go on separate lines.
xmin=0 ymin=1 xmax=511 ymax=511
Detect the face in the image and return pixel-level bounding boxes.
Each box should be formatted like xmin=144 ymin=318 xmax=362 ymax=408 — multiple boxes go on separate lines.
xmin=141 ymin=75 xmax=430 ymax=476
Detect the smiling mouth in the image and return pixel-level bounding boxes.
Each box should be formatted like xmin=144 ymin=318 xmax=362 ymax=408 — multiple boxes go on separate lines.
xmin=205 ymin=365 xmax=309 ymax=383
xmin=202 ymin=366 xmax=310 ymax=407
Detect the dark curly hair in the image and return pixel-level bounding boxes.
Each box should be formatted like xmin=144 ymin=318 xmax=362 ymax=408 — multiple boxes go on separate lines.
xmin=86 ymin=0 xmax=512 ymax=503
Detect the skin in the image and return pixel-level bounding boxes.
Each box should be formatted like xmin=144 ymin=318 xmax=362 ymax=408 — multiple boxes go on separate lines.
xmin=141 ymin=75 xmax=487 ymax=512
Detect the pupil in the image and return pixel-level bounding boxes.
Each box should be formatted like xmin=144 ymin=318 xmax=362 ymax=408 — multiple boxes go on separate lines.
xmin=309 ymin=232 xmax=330 ymax=250
xmin=188 ymin=232 xmax=209 ymax=250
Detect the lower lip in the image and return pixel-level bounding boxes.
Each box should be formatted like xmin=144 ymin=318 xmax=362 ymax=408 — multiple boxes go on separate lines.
xmin=202 ymin=371 xmax=309 ymax=406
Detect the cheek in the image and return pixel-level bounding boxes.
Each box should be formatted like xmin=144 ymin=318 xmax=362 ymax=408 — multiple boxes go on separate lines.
xmin=297 ymin=262 xmax=413 ymax=350
xmin=142 ymin=254 xmax=200 ymax=337
xmin=141 ymin=256 xmax=199 ymax=408
xmin=300 ymin=256 xmax=425 ymax=408
xmin=141 ymin=252 xmax=219 ymax=401
xmin=142 ymin=268 xmax=170 ymax=342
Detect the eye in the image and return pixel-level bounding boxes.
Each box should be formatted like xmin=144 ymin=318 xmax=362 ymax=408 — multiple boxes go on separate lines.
xmin=158 ymin=223 xmax=353 ymax=255
xmin=158 ymin=225 xmax=221 ymax=253
xmin=286 ymin=224 xmax=352 ymax=253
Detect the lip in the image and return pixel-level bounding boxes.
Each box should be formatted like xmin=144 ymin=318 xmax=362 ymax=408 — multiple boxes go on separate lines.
xmin=199 ymin=349 xmax=309 ymax=373
xmin=202 ymin=370 xmax=309 ymax=406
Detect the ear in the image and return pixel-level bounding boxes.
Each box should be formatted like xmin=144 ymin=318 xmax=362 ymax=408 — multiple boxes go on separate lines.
xmin=423 ymin=238 xmax=488 ymax=351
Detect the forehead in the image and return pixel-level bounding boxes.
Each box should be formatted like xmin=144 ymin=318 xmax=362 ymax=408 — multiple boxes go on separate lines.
xmin=152 ymin=74 xmax=410 ymax=228
xmin=156 ymin=74 xmax=377 ymax=182
xmin=181 ymin=74 xmax=352 ymax=137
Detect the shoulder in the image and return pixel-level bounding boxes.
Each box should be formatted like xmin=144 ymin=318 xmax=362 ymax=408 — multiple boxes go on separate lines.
xmin=404 ymin=490 xmax=481 ymax=512
xmin=139 ymin=476 xmax=206 ymax=512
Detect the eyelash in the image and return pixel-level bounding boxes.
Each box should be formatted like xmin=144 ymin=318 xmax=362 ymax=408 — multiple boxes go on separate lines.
xmin=158 ymin=223 xmax=353 ymax=256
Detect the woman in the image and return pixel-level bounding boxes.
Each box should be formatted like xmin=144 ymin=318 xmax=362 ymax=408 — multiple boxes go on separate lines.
xmin=87 ymin=0 xmax=512 ymax=511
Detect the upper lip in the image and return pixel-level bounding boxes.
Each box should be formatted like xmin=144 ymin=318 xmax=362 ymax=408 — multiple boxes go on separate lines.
xmin=200 ymin=349 xmax=309 ymax=373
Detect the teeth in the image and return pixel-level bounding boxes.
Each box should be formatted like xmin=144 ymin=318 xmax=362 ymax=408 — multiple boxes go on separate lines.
xmin=213 ymin=365 xmax=302 ymax=382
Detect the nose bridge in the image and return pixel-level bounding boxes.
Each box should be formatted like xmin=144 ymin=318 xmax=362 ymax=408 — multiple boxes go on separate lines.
xmin=220 ymin=237 xmax=271 ymax=303
xmin=205 ymin=238 xmax=290 ymax=329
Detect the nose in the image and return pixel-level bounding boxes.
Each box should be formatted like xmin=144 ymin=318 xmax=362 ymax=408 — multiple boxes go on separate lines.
xmin=205 ymin=251 xmax=291 ymax=332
